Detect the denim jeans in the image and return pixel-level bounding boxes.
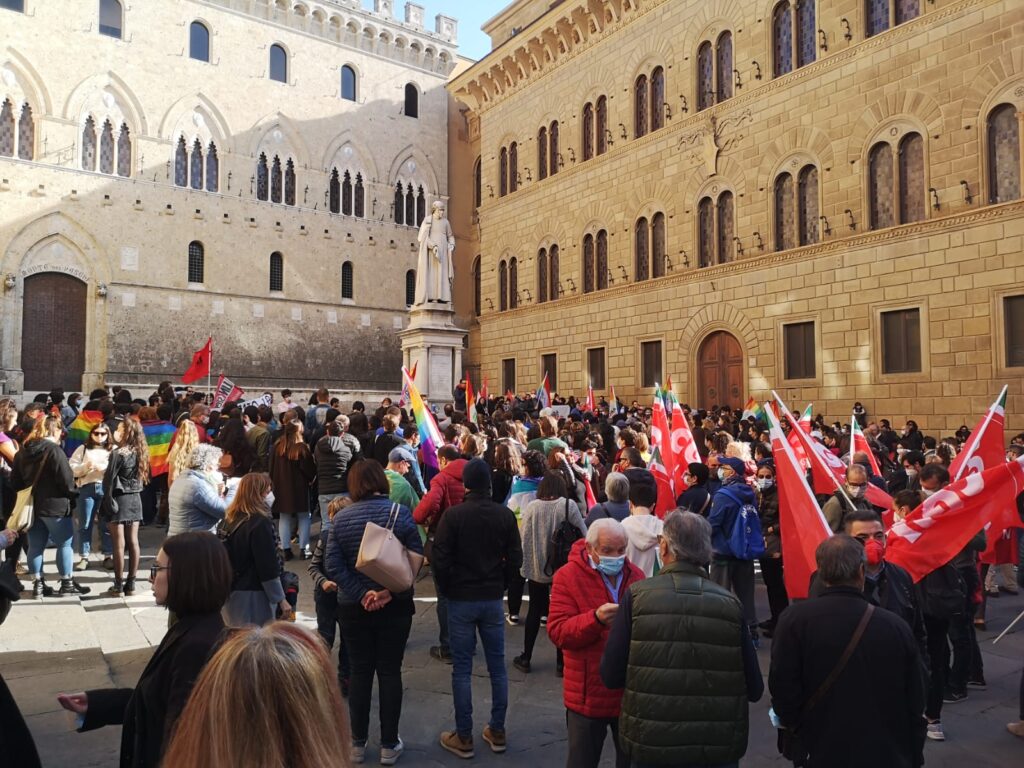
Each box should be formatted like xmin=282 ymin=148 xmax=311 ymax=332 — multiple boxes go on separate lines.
xmin=279 ymin=511 xmax=312 ymax=552
xmin=448 ymin=599 xmax=508 ymax=738
xmin=317 ymin=493 xmax=346 ymax=527
xmin=74 ymin=482 xmax=104 ymax=557
xmin=28 ymin=515 xmax=74 ymax=578
xmin=314 ymin=587 xmax=351 ymax=687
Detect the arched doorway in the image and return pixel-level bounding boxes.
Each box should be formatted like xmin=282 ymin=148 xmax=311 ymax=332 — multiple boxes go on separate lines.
xmin=21 ymin=273 xmax=87 ymax=391
xmin=697 ymin=330 xmax=743 ymax=410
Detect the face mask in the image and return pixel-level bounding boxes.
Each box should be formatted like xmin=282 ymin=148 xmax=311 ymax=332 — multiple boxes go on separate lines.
xmin=848 ymin=485 xmax=864 ymax=498
xmin=757 ymin=478 xmax=774 ymax=490
xmin=864 ymin=538 xmax=885 ymax=567
xmin=596 ymin=555 xmax=626 ymax=577
xmin=264 ymin=491 xmax=275 ymax=508
xmin=717 ymin=468 xmax=726 ymax=481
xmin=921 ymin=488 xmax=936 ymax=498
xmin=905 ymin=468 xmax=918 ymax=479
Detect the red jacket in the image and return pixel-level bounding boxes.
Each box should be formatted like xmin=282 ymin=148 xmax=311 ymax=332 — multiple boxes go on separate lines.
xmin=413 ymin=459 xmax=467 ymax=530
xmin=547 ymin=538 xmax=644 ymax=719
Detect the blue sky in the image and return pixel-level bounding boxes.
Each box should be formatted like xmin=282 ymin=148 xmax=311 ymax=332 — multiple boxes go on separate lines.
xmin=363 ymin=1 xmax=506 ymax=61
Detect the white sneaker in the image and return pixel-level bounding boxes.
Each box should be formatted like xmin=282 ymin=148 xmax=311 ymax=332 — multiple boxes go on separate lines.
xmin=927 ymin=722 xmax=945 ymax=741
xmin=351 ymin=742 xmax=366 ymax=764
xmin=380 ymin=738 xmax=404 ymax=765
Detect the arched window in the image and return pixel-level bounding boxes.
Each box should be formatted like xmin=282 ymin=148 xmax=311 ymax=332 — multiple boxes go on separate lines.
xmin=188 ymin=241 xmax=205 ymax=284
xmin=269 ymin=252 xmax=284 ymax=291
xmin=717 ymin=191 xmax=734 ymax=263
xmin=341 ymin=261 xmax=353 ymax=300
xmin=416 ymin=186 xmax=426 ymax=226
xmin=99 ymin=120 xmax=114 ymax=174
xmin=583 ymin=234 xmax=595 ymax=293
xmin=774 ymin=172 xmax=796 ymax=250
xmin=652 ymin=212 xmax=666 ymax=277
xmin=697 ymin=42 xmax=714 ymax=111
xmin=270 ymin=156 xmax=282 ymax=203
xmin=635 ymin=217 xmax=650 ymax=281
xmin=868 ymin=141 xmax=894 ymax=229
xmin=82 ymin=116 xmax=97 ymax=170
xmin=341 ymin=65 xmax=357 ymax=101
xmin=354 ymin=174 xmax=365 ymax=217
xmin=896 ymin=0 xmax=920 ymax=24
xmin=596 ymin=96 xmax=608 ymax=155
xmin=698 ymin=197 xmax=714 ymax=266
xmin=405 ymin=269 xmax=416 ymax=306
xmin=342 ymin=171 xmax=353 ymax=215
xmin=499 ymin=147 xmax=508 ymax=197
xmin=284 ymin=159 xmax=296 ymax=205
xmin=174 ymin=136 xmax=188 ymax=186
xmin=549 ymin=121 xmax=559 ymax=176
xmin=393 ymin=183 xmax=404 ymax=224
xmin=269 ymin=44 xmax=288 ymax=83
xmin=716 ymin=32 xmax=733 ymax=104
xmin=498 ymin=260 xmax=508 ymax=311
xmin=330 ymin=170 xmax=341 ymax=213
xmin=582 ymin=102 xmax=594 ymax=161
xmin=405 ymin=184 xmax=415 ymax=226
xmin=634 ymin=74 xmax=649 ymax=138
xmin=509 ymin=142 xmax=518 ymax=192
xmin=538 ymin=126 xmax=548 ymax=180
xmin=205 ymin=142 xmax=219 ymax=191
xmin=651 ymin=67 xmax=665 ymax=132
xmin=549 ymin=244 xmax=560 ymax=297
xmin=988 ymin=103 xmax=1021 ymax=204
xmin=99 ymin=0 xmax=122 ymax=39
xmin=509 ymin=257 xmax=519 ymax=309
xmin=798 ymin=165 xmax=819 ymax=245
xmin=17 ymin=103 xmax=33 ymax=159
xmin=113 ymin=123 xmax=130 ymax=177
xmin=596 ymin=230 xmax=609 ymax=289
xmin=404 ymin=83 xmax=418 ymax=118
xmin=898 ymin=132 xmax=925 ymax=223
xmin=256 ymin=153 xmax=269 ymax=201
xmin=773 ymin=2 xmax=793 ymax=77
xmin=0 ymin=99 xmax=13 ymax=156
xmin=190 ymin=139 xmax=203 ymax=190
xmin=537 ymin=248 xmax=548 ymax=303
xmin=189 ymin=21 xmax=210 ymax=62
xmin=473 ymin=156 xmax=482 ymax=208
xmin=472 ymin=256 xmax=481 ymax=316
xmin=698 ymin=191 xmax=735 ymax=266
xmin=797 ymin=0 xmax=816 ymax=67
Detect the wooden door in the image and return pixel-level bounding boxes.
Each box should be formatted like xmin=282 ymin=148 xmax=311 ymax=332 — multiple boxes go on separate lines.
xmin=697 ymin=331 xmax=743 ymax=410
xmin=21 ymin=273 xmax=87 ymax=391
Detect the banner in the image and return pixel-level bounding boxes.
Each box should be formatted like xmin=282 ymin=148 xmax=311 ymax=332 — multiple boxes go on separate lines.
xmin=211 ymin=375 xmax=245 ymax=410
xmin=238 ymin=393 xmax=272 ymax=410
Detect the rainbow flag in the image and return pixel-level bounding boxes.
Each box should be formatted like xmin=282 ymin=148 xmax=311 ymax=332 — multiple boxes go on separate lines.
xmin=142 ymin=420 xmax=176 ymax=477
xmin=403 ymin=366 xmax=442 ymax=470
xmin=741 ymin=397 xmax=766 ymax=424
xmin=64 ymin=410 xmax=103 ymax=457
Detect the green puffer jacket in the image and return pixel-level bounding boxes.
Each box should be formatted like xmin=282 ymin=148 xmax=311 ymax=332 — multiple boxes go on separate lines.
xmin=619 ymin=561 xmax=748 ymax=766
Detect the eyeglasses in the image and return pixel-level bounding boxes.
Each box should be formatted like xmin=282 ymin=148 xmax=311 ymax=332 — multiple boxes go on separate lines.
xmin=149 ymin=564 xmax=170 ymax=580
xmin=92 ymin=431 xmax=108 ymax=436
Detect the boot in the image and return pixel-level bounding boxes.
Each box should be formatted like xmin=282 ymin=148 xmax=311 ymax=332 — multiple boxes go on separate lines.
xmin=32 ymin=578 xmax=45 ymax=598
xmin=108 ymin=578 xmax=123 ymax=597
xmin=124 ymin=578 xmax=135 ymax=597
xmin=59 ymin=578 xmax=90 ymax=596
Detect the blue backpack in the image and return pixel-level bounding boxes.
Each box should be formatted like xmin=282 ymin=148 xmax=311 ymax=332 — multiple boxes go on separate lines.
xmin=721 ymin=488 xmax=766 ymax=560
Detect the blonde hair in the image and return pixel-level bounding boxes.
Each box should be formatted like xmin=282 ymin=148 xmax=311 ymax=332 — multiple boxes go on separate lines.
xmin=26 ymin=414 xmax=62 ymax=443
xmin=162 ymin=623 xmax=351 ymax=768
xmin=168 ymin=420 xmax=200 ymax=483
xmin=725 ymin=440 xmax=752 ymax=463
xmin=224 ymin=473 xmax=273 ymax=526
xmin=327 ymin=495 xmax=352 ymax=520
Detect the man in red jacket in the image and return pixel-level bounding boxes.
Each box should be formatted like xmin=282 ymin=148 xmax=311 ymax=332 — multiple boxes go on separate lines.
xmin=415 ymin=444 xmax=467 ymax=662
xmin=548 ymin=518 xmax=644 ymax=768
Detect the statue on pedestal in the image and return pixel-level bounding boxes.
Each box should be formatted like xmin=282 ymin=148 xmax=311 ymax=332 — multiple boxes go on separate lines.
xmin=414 ymin=200 xmax=455 ymax=306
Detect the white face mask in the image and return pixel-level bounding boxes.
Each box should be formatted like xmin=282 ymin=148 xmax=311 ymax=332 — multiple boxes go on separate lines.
xmin=264 ymin=491 xmax=275 ymax=508
xmin=757 ymin=478 xmax=774 ymax=490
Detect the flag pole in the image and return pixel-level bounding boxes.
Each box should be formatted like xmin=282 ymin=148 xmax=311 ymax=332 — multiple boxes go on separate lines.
xmin=993 ymin=606 xmax=1024 ymax=645
xmin=207 ymin=335 xmax=213 ymax=406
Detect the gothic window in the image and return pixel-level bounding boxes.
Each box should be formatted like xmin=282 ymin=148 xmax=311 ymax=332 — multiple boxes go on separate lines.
xmin=190 ymin=139 xmax=203 ymax=190
xmin=404 ymin=84 xmax=419 ymax=118
xmin=393 ymin=183 xmax=404 ymax=224
xmin=868 ymin=142 xmax=894 ymax=229
xmin=717 ymin=191 xmax=735 ymax=263
xmin=270 ymin=156 xmax=282 ymax=203
xmin=341 ymin=65 xmax=357 ymax=101
xmin=798 ymin=165 xmax=819 ymax=245
xmin=0 ymin=99 xmax=12 ymax=156
xmin=341 ymin=261 xmax=353 ymax=299
xmin=99 ymin=0 xmax=122 ymax=39
xmin=898 ymin=132 xmax=925 ymax=223
xmin=499 ymin=147 xmax=508 ymax=197
xmin=596 ymin=96 xmax=608 ymax=155
xmin=867 ymin=0 xmax=889 ymax=37
xmin=256 ymin=153 xmax=269 ymax=201
xmin=549 ymin=245 xmax=560 ymax=297
xmin=538 ymin=126 xmax=548 ymax=180
xmin=284 ymin=159 xmax=296 ymax=205
xmin=698 ymin=197 xmax=714 ymax=267
xmin=270 ymin=44 xmax=288 ymax=83
xmin=716 ymin=32 xmax=733 ymax=104
xmin=773 ymin=2 xmax=793 ymax=77
xmin=499 ymin=260 xmax=508 ymax=311
xmin=537 ymin=248 xmax=548 ymax=303
xmin=174 ymin=137 xmax=188 ymax=186
xmin=405 ymin=184 xmax=415 ymax=226
xmin=416 ymin=186 xmax=425 ymax=226
xmin=651 ymin=67 xmax=665 ymax=132
xmin=330 ymin=170 xmax=340 ymax=213
xmin=509 ymin=142 xmax=518 ymax=192
xmin=17 ymin=103 xmax=33 ymax=159
xmin=583 ymin=235 xmax=595 ymax=293
xmin=582 ymin=102 xmax=594 ymax=161
xmin=355 ymin=173 xmax=365 ymax=217
xmin=697 ymin=42 xmax=714 ymax=110
xmin=205 ymin=142 xmax=218 ymax=191
xmin=82 ymin=116 xmax=97 ymax=171
xmin=509 ymin=257 xmax=519 ymax=309
xmin=472 ymin=256 xmax=481 ymax=316
xmin=115 ymin=123 xmax=130 ymax=177
xmin=188 ymin=241 xmax=205 ymax=283
xmin=796 ymin=0 xmax=816 ymax=67
xmin=473 ymin=157 xmax=482 ymax=208
xmin=549 ymin=121 xmax=559 ymax=176
xmin=405 ymin=270 xmax=415 ymax=306
xmin=634 ymin=74 xmax=648 ymax=138
xmin=774 ymin=172 xmax=796 ymax=250
xmin=988 ymin=103 xmax=1021 ymax=204
xmin=895 ymin=0 xmax=919 ymax=25
xmin=596 ymin=230 xmax=608 ymax=289
xmin=99 ymin=120 xmax=114 ymax=174
xmin=190 ymin=21 xmax=210 ymax=62
xmin=342 ymin=171 xmax=353 ymax=215
xmin=635 ymin=217 xmax=650 ymax=281
xmin=269 ymin=252 xmax=284 ymax=292
xmin=652 ymin=212 xmax=666 ymax=277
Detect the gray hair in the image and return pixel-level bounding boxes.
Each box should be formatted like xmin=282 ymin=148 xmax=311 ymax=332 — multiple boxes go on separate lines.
xmin=586 ymin=518 xmax=627 ymax=548
xmin=334 ymin=413 xmax=350 ymax=431
xmin=661 ymin=510 xmax=712 ymax=566
xmin=816 ymin=535 xmax=866 ymax=586
xmin=845 ymin=464 xmax=867 ymax=482
xmin=188 ymin=443 xmax=223 ymax=471
xmin=604 ymin=472 xmax=629 ymax=503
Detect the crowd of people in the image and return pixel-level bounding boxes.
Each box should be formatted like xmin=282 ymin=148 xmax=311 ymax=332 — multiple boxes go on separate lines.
xmin=0 ymin=383 xmax=1022 ymax=767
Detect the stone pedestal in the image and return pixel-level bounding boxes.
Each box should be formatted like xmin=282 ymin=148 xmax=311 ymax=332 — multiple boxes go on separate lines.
xmin=398 ymin=304 xmax=466 ymax=403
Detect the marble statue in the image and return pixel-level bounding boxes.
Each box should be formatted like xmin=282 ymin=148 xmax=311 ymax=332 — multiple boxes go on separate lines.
xmin=414 ymin=200 xmax=455 ymax=306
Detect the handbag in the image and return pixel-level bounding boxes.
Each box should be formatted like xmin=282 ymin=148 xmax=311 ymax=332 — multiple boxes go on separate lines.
xmin=8 ymin=450 xmax=51 ymax=532
xmin=355 ymin=503 xmax=424 ymax=593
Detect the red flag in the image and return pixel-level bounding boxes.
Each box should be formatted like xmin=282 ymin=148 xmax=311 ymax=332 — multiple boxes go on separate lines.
xmin=182 ymin=337 xmax=212 ymax=384
xmin=670 ymin=395 xmax=701 ymax=492
xmin=648 ymin=446 xmax=677 ymax=519
xmin=582 ymin=473 xmax=598 ymax=510
xmin=950 ymin=386 xmax=1007 ymax=481
xmin=480 ymin=375 xmax=489 ymax=402
xmin=584 ymin=385 xmax=596 ymax=414
xmin=767 ymin=406 xmax=831 ymax=599
xmin=887 ymin=457 xmax=1024 ymax=582
xmin=851 ymin=418 xmax=881 ymax=476
xmin=773 ymin=396 xmax=811 ymax=469
xmin=798 ymin=404 xmax=813 ymax=433
xmin=650 ymin=385 xmax=676 ymax=495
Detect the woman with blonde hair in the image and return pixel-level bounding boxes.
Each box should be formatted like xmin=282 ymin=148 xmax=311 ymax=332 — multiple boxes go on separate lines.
xmin=218 ymin=472 xmax=291 ymax=626
xmin=161 ymin=623 xmax=351 ymax=768
xmin=167 ymin=419 xmax=199 ymax=487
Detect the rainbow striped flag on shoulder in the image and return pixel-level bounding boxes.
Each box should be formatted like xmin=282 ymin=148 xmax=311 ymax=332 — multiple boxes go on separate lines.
xmin=64 ymin=410 xmax=104 ymax=457
xmin=142 ymin=420 xmax=176 ymax=477
xmin=741 ymin=397 xmax=766 ymax=424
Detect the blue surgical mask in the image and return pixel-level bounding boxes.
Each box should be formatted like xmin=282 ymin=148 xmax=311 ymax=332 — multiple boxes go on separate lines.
xmin=596 ymin=555 xmax=626 ymax=576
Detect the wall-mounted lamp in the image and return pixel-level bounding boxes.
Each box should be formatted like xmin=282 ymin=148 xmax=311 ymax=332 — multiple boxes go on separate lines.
xmin=819 ymin=215 xmax=832 ymax=236
xmin=523 ymin=288 xmax=533 ymax=302
xmin=733 ymin=236 xmax=744 ymax=256
xmin=679 ymin=250 xmax=689 ymax=268
xmin=567 ymin=147 xmax=576 ymax=163
xmin=557 ymin=153 xmax=565 ymax=168
xmin=250 ymin=175 xmax=255 ymax=195
xmin=618 ymin=123 xmax=628 ymax=140
xmin=665 ymin=255 xmax=674 ymax=272
xmin=96 ymin=283 xmax=108 ymax=298
xmin=567 ymin=277 xmax=577 ymax=294
xmin=818 ymin=29 xmax=828 ymax=51
xmin=663 ymin=102 xmax=672 ymax=120
xmin=844 ymin=209 xmax=857 ymax=231
xmin=3 ymin=273 xmax=15 ymax=291
xmin=606 ymin=268 xmax=615 ymax=285
xmin=841 ymin=18 xmax=852 ymax=41
xmin=486 ymin=298 xmax=494 ymax=310
xmin=227 ymin=171 xmax=233 ymax=191
xmin=516 ymin=172 xmax=522 ymax=186
xmin=487 ymin=184 xmax=494 ymax=198
xmin=733 ymin=69 xmax=742 ymax=89
xmin=679 ymin=95 xmax=689 ymax=113
xmin=524 ymin=167 xmax=533 ymax=182
xmin=753 ymin=231 xmax=764 ymax=251
xmin=618 ymin=265 xmax=628 ymax=281
xmin=604 ymin=129 xmax=615 ymax=147
xmin=752 ymin=61 xmax=762 ymax=80
xmin=960 ymin=180 xmax=973 ymax=204
xmin=929 ymin=187 xmax=940 ymax=211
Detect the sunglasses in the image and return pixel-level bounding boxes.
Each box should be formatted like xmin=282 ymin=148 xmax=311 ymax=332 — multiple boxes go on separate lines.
xmin=92 ymin=431 xmax=108 ymax=435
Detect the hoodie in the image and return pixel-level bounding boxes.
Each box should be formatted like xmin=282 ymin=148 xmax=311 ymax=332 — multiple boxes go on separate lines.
xmin=621 ymin=510 xmax=663 ymax=577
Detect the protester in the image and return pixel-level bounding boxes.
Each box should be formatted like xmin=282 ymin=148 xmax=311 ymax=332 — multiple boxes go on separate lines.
xmin=755 ymin=461 xmax=787 ymax=636
xmin=821 ymin=464 xmax=876 ymax=532
xmin=269 ymin=420 xmax=317 ymax=560
xmin=708 ymin=456 xmax=759 ymax=641
xmin=69 ymin=420 xmax=112 ymax=571
xmin=166 ymin=419 xmax=199 ymax=487
xmin=503 ymin=449 xmax=548 ymax=625
xmin=384 ymin=448 xmax=421 ymax=510
xmin=675 ymin=462 xmax=711 ymax=515
xmin=167 ymin=444 xmax=234 ymax=536
xmin=309 ymin=495 xmax=352 ymax=697
xmin=619 ymin=468 xmax=662 ymax=578
xmin=585 ymin=472 xmax=630 ymax=525
xmin=314 ymin=420 xmax=357 ymax=525
xmin=101 ymin=418 xmax=150 ymax=596
xmin=213 ymin=418 xmax=255 ymax=478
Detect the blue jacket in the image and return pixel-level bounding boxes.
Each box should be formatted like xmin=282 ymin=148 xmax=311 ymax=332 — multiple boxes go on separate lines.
xmin=707 ymin=478 xmax=756 ymax=558
xmin=394 ymin=443 xmax=424 ymax=496
xmin=325 ymin=495 xmax=423 ymax=605
xmin=167 ymin=470 xmax=236 ymax=536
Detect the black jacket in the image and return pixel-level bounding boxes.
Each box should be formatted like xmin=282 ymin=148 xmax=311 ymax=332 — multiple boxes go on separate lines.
xmin=81 ymin=612 xmax=225 ymax=768
xmin=372 ymin=432 xmax=403 ymax=467
xmin=314 ymin=435 xmax=356 ymax=495
xmin=676 ymin=484 xmax=711 ymax=516
xmin=431 ymin=489 xmax=522 ymax=601
xmin=10 ymin=439 xmax=77 ymax=517
xmin=769 ymin=587 xmax=926 ymax=768
xmin=0 ymin=671 xmax=40 ymax=767
xmin=219 ymin=513 xmax=282 ymax=592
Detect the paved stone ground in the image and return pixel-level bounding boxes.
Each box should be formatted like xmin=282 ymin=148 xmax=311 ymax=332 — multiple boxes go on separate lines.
xmin=1 ymin=525 xmax=1022 ymax=767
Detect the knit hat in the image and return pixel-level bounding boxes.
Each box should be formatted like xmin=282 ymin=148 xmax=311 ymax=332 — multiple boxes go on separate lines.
xmin=719 ymin=457 xmax=746 ymax=475
xmin=462 ymin=458 xmax=491 ymax=492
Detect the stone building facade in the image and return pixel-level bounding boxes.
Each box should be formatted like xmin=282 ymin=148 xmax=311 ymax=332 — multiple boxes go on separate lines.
xmin=448 ymin=0 xmax=1024 ymax=436
xmin=0 ymin=0 xmax=458 ymax=396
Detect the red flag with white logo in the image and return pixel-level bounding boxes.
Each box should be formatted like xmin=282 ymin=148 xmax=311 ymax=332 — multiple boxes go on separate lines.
xmin=670 ymin=394 xmax=701 ymax=492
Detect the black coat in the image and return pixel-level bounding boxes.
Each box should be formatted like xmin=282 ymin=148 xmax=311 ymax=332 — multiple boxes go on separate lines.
xmin=769 ymin=587 xmax=926 ymax=768
xmin=0 ymin=671 xmax=40 ymax=768
xmin=10 ymin=439 xmax=77 ymax=517
xmin=81 ymin=612 xmax=225 ymax=768
xmin=219 ymin=513 xmax=282 ymax=592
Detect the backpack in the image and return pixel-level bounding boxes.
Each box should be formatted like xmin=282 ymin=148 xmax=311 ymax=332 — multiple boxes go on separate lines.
xmin=721 ymin=487 xmax=766 ymax=560
xmin=545 ymin=499 xmax=584 ymax=576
